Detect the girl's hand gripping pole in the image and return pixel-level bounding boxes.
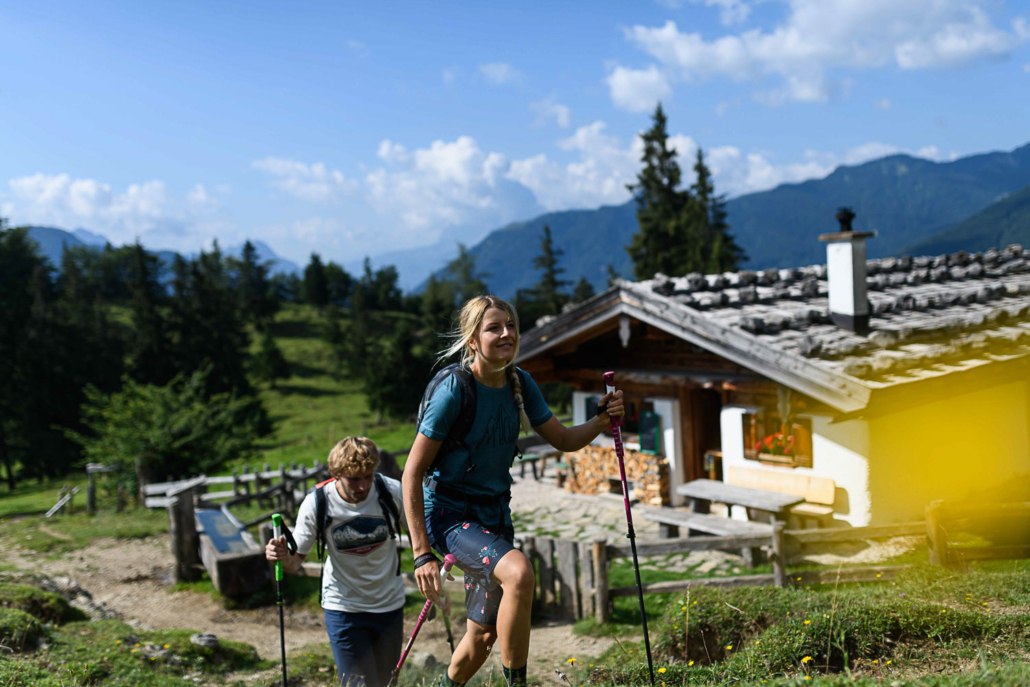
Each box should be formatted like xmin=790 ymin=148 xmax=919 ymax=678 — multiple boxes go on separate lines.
xmin=388 ymin=555 xmax=458 ymax=687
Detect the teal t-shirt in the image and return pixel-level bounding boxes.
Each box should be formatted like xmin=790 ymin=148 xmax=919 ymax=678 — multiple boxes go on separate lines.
xmin=418 ymin=367 xmax=552 ymax=530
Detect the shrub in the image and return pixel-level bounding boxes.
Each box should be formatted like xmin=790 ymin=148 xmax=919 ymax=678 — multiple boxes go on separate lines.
xmin=0 ymin=608 xmax=44 ymax=651
xmin=0 ymin=583 xmax=81 ymax=624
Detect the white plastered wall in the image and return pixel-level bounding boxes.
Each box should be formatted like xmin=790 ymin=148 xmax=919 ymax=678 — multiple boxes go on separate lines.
xmin=720 ymin=406 xmax=872 ymax=527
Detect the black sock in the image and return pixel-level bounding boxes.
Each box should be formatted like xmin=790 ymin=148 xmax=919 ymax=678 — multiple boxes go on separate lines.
xmin=442 ymin=673 xmax=466 ymax=687
xmin=502 ymin=664 xmax=527 ymax=687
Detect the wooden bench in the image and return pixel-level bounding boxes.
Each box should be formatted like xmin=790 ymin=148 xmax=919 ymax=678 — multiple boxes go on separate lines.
xmin=643 ymin=507 xmax=772 ymax=566
xmin=726 ymin=466 xmax=836 ymax=528
xmin=515 ymin=445 xmax=562 ymax=480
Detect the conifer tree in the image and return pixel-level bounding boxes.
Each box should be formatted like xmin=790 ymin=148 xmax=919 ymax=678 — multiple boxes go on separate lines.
xmin=252 ymin=327 xmax=290 ymax=388
xmin=303 ymin=253 xmax=329 ymax=310
xmin=531 ymin=225 xmax=571 ymax=316
xmin=324 ymin=261 xmax=353 ymax=307
xmin=445 ymin=244 xmax=489 ymax=305
xmin=234 ymin=241 xmax=278 ymax=327
xmin=571 ymin=276 xmax=595 ymax=303
xmin=126 ymin=242 xmax=175 ymax=386
xmin=421 ymin=274 xmax=455 ymax=352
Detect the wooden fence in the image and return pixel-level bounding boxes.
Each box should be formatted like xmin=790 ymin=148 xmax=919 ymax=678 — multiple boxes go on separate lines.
xmin=926 ymin=500 xmax=1030 ymax=567
xmin=520 ymin=520 xmax=925 ymax=623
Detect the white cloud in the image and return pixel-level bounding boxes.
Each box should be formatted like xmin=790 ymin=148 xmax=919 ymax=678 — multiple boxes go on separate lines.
xmin=365 ymin=135 xmax=540 ymax=240
xmin=345 ymin=39 xmax=369 ymax=58
xmin=442 ymin=67 xmax=458 ymax=85
xmin=1024 ymin=62 xmax=1030 ymax=73
xmin=478 ymin=62 xmax=522 ymax=85
xmin=617 ymin=1 xmax=1027 ymax=106
xmin=5 ymin=173 xmax=222 ymax=249
xmin=530 ymin=97 xmax=572 ymax=128
xmin=607 ymin=65 xmax=673 ymax=112
xmin=876 ymin=97 xmax=893 ymax=110
xmin=252 ymin=157 xmax=359 ymax=203
xmin=657 ymin=0 xmax=751 ymax=24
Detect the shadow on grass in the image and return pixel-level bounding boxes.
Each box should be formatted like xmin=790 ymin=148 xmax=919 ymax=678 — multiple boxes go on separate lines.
xmin=267 ymin=384 xmax=342 ymax=398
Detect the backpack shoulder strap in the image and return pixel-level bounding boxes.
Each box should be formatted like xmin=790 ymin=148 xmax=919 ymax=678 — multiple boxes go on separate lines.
xmin=373 ymin=473 xmax=402 ymax=576
xmin=312 ymin=479 xmax=333 ymax=605
xmin=427 ymin=364 xmax=478 ymax=465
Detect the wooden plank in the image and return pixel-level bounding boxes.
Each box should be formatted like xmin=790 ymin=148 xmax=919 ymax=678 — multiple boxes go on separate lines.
xmin=947 ymin=546 xmax=1030 ymax=563
xmin=45 ymin=487 xmax=80 ymax=518
xmin=538 ymin=538 xmax=556 ymax=607
xmin=785 ymin=522 xmax=925 ymax=545
xmin=144 ymin=496 xmax=176 ymax=509
xmin=578 ymin=540 xmax=595 ymax=620
xmin=521 ymin=536 xmax=539 ymax=611
xmin=556 ymin=540 xmax=579 ymax=621
xmin=771 ymin=522 xmax=786 ymax=588
xmin=642 ymin=509 xmax=773 ymax=537
xmin=926 ymin=501 xmax=948 ymax=567
xmin=608 ymin=565 xmax=911 ymax=597
xmin=593 ymin=538 xmax=610 ymax=624
xmin=608 ymin=534 xmax=774 ymax=559
xmin=676 ymin=479 xmax=805 ymax=512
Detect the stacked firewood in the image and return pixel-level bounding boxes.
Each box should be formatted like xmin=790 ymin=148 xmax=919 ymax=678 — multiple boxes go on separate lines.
xmin=564 ymin=445 xmax=670 ymax=506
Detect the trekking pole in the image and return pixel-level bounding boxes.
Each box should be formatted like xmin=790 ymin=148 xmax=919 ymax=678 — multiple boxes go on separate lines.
xmin=386 ymin=554 xmax=457 ymax=687
xmin=272 ymin=513 xmax=297 ymax=687
xmin=603 ymin=371 xmax=655 ymax=687
xmin=440 ymin=561 xmax=455 ymax=654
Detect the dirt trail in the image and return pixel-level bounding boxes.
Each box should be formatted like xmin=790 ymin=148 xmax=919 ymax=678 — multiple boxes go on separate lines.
xmin=0 ymin=535 xmax=617 ymax=679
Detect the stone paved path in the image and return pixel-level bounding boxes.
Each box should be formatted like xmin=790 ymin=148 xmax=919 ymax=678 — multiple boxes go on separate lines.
xmin=508 ymin=473 xmax=746 ymax=576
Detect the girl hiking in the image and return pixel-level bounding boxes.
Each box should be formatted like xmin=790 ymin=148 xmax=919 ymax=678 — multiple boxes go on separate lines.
xmin=402 ymin=295 xmax=624 ymax=687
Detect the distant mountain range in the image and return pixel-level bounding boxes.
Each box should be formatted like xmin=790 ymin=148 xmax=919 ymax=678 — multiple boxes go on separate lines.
xmin=408 ymin=141 xmax=1030 ymax=298
xmin=17 ymin=140 xmax=1030 ymax=297
xmin=21 ymin=226 xmax=301 ymax=277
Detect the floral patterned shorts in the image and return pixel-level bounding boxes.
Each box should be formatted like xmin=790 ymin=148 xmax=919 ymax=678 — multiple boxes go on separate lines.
xmin=427 ymin=508 xmax=517 ymax=626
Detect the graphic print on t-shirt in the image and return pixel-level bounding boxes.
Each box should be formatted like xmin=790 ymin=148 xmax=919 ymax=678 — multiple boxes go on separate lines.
xmin=477 ymin=404 xmax=519 ymax=449
xmin=330 ymin=515 xmax=390 ymax=556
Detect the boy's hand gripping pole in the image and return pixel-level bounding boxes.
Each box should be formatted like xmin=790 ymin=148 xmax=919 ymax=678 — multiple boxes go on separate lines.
xmin=387 ymin=554 xmax=457 ymax=687
xmin=603 ymin=372 xmax=656 ymax=687
xmin=272 ymin=513 xmax=297 ymax=687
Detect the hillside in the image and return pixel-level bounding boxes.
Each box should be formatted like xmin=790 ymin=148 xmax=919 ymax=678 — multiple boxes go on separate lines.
xmin=901 ymin=183 xmax=1030 ymax=256
xmin=424 ymin=142 xmax=1030 ymax=297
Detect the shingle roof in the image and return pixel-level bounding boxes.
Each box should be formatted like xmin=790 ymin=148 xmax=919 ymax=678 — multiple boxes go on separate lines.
xmin=623 ymin=244 xmax=1030 ymax=388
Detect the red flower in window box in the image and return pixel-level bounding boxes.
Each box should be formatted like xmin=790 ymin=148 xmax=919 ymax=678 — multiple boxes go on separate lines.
xmin=757 ymin=432 xmax=794 ymax=457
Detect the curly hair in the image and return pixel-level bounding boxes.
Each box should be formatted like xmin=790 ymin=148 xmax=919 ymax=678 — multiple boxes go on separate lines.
xmin=327 ymin=437 xmax=380 ymax=477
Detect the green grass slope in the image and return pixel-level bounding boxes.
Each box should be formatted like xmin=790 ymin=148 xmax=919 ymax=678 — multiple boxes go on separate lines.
xmin=902 ymin=183 xmax=1030 ymax=256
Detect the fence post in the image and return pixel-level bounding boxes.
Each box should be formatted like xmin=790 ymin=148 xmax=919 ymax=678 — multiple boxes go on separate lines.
xmin=593 ymin=537 xmax=610 ymax=624
xmin=116 ymin=483 xmax=126 ymax=513
xmin=86 ymin=470 xmax=97 ymax=515
xmin=578 ymin=540 xmax=595 ymax=620
xmin=557 ymin=539 xmax=579 ymax=620
xmin=232 ymin=469 xmax=241 ymax=496
xmin=522 ymin=536 xmax=539 ymax=612
xmin=538 ymin=538 xmax=556 ymax=608
xmin=926 ymin=500 xmax=948 ymax=567
xmin=242 ymin=466 xmax=252 ymax=496
xmin=168 ymin=487 xmax=201 ymax=582
xmin=771 ymin=521 xmax=786 ymax=588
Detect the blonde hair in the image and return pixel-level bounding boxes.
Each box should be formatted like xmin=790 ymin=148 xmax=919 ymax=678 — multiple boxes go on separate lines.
xmin=327 ymin=437 xmax=380 ymax=477
xmin=439 ymin=295 xmax=532 ymax=434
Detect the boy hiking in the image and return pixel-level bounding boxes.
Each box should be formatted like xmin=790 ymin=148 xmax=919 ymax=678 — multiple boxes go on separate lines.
xmin=402 ymin=295 xmax=624 ymax=687
xmin=266 ymin=437 xmax=406 ymax=687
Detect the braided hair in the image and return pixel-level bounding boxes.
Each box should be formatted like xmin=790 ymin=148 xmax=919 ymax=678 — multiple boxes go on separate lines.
xmin=439 ymin=295 xmax=532 ymax=434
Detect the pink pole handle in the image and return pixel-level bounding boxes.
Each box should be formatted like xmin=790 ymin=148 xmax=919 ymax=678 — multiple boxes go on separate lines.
xmin=603 ymin=371 xmax=632 ymax=522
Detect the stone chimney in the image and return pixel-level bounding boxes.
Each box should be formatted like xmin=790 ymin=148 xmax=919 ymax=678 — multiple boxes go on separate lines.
xmin=819 ymin=207 xmax=875 ymax=335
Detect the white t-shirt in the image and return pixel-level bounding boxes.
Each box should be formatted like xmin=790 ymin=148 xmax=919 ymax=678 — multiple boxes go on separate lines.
xmin=293 ymin=476 xmax=407 ymax=613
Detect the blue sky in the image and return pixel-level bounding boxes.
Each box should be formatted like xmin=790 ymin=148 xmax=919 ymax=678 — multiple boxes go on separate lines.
xmin=1 ymin=0 xmax=1028 ymax=276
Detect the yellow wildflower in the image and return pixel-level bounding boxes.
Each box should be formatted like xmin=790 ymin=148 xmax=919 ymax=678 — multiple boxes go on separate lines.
xmin=163 ymin=644 xmax=169 ymax=649
xmin=688 ymin=661 xmax=695 ymax=666
xmin=801 ymin=656 xmax=812 ymax=664
xmin=804 ymin=620 xmax=811 ymax=625
xmin=876 ymin=573 xmax=882 ymax=578
xmin=567 ymin=658 xmax=576 ymax=664
xmin=726 ymin=644 xmax=733 ymax=650
xmin=872 ymin=660 xmax=878 ymax=664
xmin=658 ymin=668 xmax=667 ymax=674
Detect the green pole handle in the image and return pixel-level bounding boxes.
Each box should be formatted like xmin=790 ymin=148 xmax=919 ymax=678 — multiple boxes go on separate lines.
xmin=272 ymin=513 xmax=284 ymax=582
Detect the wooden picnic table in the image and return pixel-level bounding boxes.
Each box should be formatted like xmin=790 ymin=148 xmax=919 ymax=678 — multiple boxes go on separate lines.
xmin=676 ymin=479 xmax=805 ymax=522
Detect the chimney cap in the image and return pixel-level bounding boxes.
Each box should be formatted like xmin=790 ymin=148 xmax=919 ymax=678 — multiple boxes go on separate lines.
xmin=822 ymin=206 xmax=874 ymax=242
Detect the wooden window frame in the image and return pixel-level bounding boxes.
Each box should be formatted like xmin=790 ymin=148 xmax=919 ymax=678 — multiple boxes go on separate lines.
xmin=742 ymin=410 xmax=813 ymax=469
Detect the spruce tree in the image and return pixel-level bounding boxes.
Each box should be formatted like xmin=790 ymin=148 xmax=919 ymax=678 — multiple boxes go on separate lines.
xmin=421 ymin=274 xmax=455 ymax=353
xmin=303 ymin=253 xmax=329 ymax=310
xmin=252 ymin=327 xmax=290 ymax=388
xmin=571 ymin=276 xmax=595 ymax=303
xmin=126 ymin=241 xmax=175 ymax=386
xmin=531 ymin=225 xmax=571 ymax=316
xmin=445 ymin=244 xmax=489 ymax=305
xmin=234 ymin=240 xmax=278 ymax=327
xmin=324 ymin=261 xmax=353 ymax=307
xmin=626 ymin=103 xmax=693 ymax=279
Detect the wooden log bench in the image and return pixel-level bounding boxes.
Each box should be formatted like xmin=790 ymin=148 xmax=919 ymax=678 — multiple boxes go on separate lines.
xmin=643 ymin=508 xmax=773 ymax=566
xmin=726 ymin=467 xmax=836 ymax=529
